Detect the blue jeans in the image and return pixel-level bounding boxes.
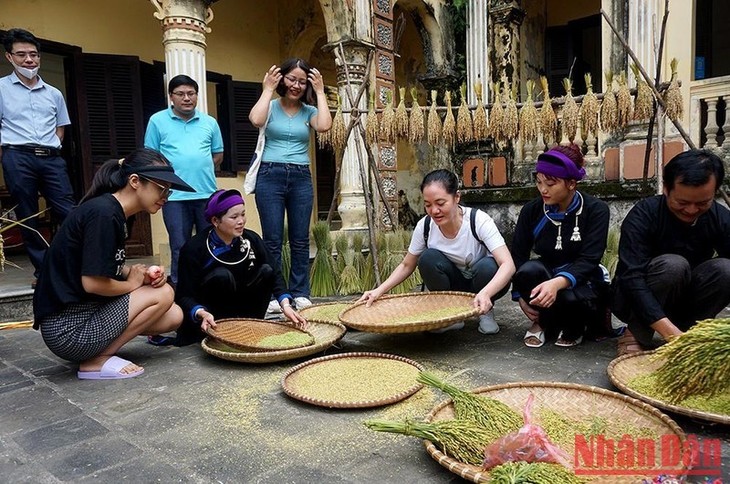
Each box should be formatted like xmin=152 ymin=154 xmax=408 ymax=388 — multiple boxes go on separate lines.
xmin=162 ymin=199 xmax=210 ymax=284
xmin=254 ymin=162 xmax=313 ymax=298
xmin=418 ymin=248 xmax=508 ymax=299
xmin=1 ymin=150 xmax=76 ymax=277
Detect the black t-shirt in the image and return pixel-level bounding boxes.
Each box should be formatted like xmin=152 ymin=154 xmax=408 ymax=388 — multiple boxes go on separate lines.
xmin=33 ymin=194 xmax=127 ymax=323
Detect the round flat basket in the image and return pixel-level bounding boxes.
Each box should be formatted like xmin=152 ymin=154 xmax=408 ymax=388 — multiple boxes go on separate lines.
xmin=338 ymin=291 xmax=479 ymax=333
xmin=608 ymin=351 xmax=730 ymax=425
xmin=206 ymin=318 xmax=314 ymax=352
xmin=423 ymin=381 xmax=687 ymax=483
xmin=298 ymin=302 xmax=353 ymax=324
xmin=281 ymin=352 xmax=424 ymax=408
xmin=201 ymin=320 xmax=345 ymax=363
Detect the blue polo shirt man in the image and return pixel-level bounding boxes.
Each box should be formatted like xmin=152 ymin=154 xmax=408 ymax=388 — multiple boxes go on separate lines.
xmin=0 ymin=29 xmax=76 ymax=283
xmin=144 ymin=74 xmax=224 ymax=284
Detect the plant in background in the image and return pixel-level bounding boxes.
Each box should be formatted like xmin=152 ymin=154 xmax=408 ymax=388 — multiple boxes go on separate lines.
xmin=601 ymin=227 xmax=620 ymax=279
xmin=0 ymin=207 xmax=48 ymax=272
xmin=309 ymin=221 xmax=336 ymax=297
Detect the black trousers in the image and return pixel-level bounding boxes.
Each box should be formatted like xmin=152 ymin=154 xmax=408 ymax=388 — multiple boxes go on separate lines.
xmin=512 ymin=260 xmax=608 ymax=341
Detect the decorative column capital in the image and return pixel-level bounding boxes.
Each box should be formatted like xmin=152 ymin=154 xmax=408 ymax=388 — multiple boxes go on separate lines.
xmin=489 ymin=0 xmax=526 ymax=26
xmin=150 ymin=0 xmax=215 ymax=36
xmin=323 ymin=40 xmax=374 ymax=87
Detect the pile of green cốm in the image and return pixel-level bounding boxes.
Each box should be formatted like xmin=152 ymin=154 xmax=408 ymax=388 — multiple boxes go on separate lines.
xmin=257 ymin=331 xmax=313 ymax=349
xmin=489 ymin=461 xmax=586 ymax=484
xmin=417 ymin=371 xmax=522 ymax=441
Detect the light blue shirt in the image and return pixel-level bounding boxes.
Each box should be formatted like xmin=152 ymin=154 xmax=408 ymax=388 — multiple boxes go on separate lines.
xmin=144 ymin=107 xmax=224 ymax=201
xmin=261 ymin=100 xmax=317 ymax=165
xmin=0 ymin=72 xmax=70 ymax=148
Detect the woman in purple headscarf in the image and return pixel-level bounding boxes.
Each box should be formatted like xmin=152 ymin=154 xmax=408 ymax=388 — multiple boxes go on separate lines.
xmin=170 ymin=189 xmax=306 ymax=346
xmin=511 ymin=144 xmax=610 ymax=348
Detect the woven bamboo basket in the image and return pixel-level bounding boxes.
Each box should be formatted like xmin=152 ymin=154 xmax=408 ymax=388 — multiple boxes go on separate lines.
xmin=338 ymin=291 xmax=478 ymax=333
xmin=423 ymin=381 xmax=687 ymax=483
xmin=281 ymin=352 xmax=424 ymax=408
xmin=206 ymin=318 xmax=314 ymax=352
xmin=201 ymin=320 xmax=345 ymax=363
xmin=298 ymin=301 xmax=354 ymax=324
xmin=608 ymin=351 xmax=730 ymax=425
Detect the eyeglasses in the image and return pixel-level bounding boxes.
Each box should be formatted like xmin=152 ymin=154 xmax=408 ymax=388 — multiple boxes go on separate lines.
xmin=284 ymin=76 xmax=308 ymax=87
xmin=139 ymin=175 xmax=172 ymax=198
xmin=10 ymin=51 xmax=40 ymax=60
xmin=171 ymin=91 xmax=198 ymax=98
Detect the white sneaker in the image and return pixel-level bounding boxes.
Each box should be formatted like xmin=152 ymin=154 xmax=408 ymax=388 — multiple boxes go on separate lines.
xmin=428 ymin=322 xmax=465 ymax=333
xmin=478 ymin=310 xmax=499 ymax=334
xmin=267 ymin=300 xmax=282 ymax=314
xmin=294 ymin=297 xmax=313 ymax=310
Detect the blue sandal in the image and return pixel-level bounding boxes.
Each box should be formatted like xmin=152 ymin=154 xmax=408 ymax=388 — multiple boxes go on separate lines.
xmin=147 ymin=335 xmax=175 ymax=346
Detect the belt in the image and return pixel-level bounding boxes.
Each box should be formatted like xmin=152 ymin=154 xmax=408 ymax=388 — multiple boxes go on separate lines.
xmin=3 ymin=145 xmax=62 ymax=157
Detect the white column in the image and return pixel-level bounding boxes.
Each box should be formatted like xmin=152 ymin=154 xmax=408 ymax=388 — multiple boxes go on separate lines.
xmin=627 ymin=0 xmax=658 ymax=87
xmin=467 ymin=0 xmax=489 ymax=105
xmin=151 ymin=0 xmax=213 ymax=113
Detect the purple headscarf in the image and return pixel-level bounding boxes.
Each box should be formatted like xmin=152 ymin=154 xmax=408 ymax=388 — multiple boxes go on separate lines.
xmin=535 ymin=149 xmax=586 ymax=181
xmin=204 ymin=189 xmax=245 ymax=221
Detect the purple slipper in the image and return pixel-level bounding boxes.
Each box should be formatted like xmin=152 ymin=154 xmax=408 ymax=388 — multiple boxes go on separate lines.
xmin=77 ymin=356 xmax=144 ymax=380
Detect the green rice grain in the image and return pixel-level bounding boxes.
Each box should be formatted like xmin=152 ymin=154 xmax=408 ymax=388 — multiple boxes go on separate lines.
xmin=257 ymin=331 xmax=314 ymax=349
xmin=628 ymin=373 xmax=730 ymax=415
xmin=489 ymin=462 xmax=586 ymax=484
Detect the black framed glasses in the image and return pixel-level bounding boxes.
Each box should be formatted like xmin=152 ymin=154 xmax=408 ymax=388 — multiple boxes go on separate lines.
xmin=139 ymin=175 xmax=172 ymax=198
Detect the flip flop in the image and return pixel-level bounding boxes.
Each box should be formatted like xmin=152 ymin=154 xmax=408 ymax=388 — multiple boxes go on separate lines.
xmin=554 ymin=331 xmax=583 ymax=347
xmin=523 ymin=329 xmax=545 ymax=348
xmin=77 ymin=356 xmax=144 ymax=380
xmin=147 ymin=335 xmax=175 ymax=346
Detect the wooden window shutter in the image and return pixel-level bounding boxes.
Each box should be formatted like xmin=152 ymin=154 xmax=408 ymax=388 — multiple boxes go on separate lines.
xmin=545 ymin=26 xmax=573 ymax=97
xmin=220 ymin=80 xmax=262 ymax=172
xmin=140 ymin=61 xmax=167 ymax=133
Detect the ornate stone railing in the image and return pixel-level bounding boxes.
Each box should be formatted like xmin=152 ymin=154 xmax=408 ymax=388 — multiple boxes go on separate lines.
xmin=689 ymin=75 xmax=730 ymax=161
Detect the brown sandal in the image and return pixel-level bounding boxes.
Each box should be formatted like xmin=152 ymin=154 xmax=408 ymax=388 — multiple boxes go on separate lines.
xmin=616 ymin=330 xmax=645 ymax=357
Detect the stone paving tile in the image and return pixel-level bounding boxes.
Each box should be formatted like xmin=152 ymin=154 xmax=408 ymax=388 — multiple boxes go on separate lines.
xmin=0 ymin=385 xmax=82 ymax=435
xmin=10 ymin=354 xmax=63 ymax=374
xmin=76 ymin=456 xmax=193 ymax=483
xmin=13 ymin=415 xmax=109 ymax=454
xmin=38 ymin=436 xmax=140 ymax=481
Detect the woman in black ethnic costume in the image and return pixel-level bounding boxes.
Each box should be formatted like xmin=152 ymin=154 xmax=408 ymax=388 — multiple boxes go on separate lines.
xmin=511 ymin=144 xmax=610 ymax=347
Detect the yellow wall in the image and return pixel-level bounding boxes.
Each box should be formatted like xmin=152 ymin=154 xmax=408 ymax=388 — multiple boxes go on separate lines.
xmin=547 ymin=0 xmax=600 ymax=26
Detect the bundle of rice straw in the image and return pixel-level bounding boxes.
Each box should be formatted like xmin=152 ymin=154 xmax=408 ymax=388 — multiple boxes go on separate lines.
xmin=539 ymin=76 xmax=557 ymax=145
xmin=408 ymin=87 xmax=425 ymax=144
xmin=489 ymin=82 xmax=505 ymax=142
xmin=335 ymin=233 xmax=349 ymax=273
xmin=457 ymin=84 xmax=474 ymax=144
xmin=502 ymin=83 xmax=519 ymax=142
xmin=580 ymin=73 xmax=600 ymax=138
xmin=365 ymin=91 xmax=379 ymax=146
xmin=317 ymin=125 xmax=332 ymax=150
xmin=351 ymin=232 xmax=367 ymax=283
xmin=560 ymin=78 xmax=579 ymax=142
xmin=472 ymin=76 xmax=489 ymax=141
xmin=309 ymin=221 xmax=337 ymax=297
xmin=331 ymin=94 xmax=347 ymax=152
xmin=519 ymin=79 xmax=538 ymax=143
xmin=616 ymin=71 xmax=633 ymax=128
xmin=337 ymin=241 xmax=363 ymax=295
xmin=631 ymin=63 xmax=653 ymax=121
xmin=380 ymin=90 xmax=396 ymax=144
xmin=395 ymin=87 xmax=409 ymax=139
xmin=442 ymin=90 xmax=457 ymax=149
xmin=600 ymin=71 xmax=618 ymax=133
xmin=427 ymin=90 xmax=442 ymax=146
xmin=382 ymin=232 xmax=409 ymax=294
xmin=664 ymin=58 xmax=684 ymax=121
xmin=489 ymin=462 xmax=585 ymax=484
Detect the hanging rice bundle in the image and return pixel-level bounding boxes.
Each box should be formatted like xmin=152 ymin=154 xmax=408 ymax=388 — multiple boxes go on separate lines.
xmin=502 ymin=83 xmax=519 ymax=142
xmin=600 ymin=71 xmax=618 ymax=133
xmin=616 ymin=71 xmax=633 ymax=128
xmin=489 ymin=82 xmax=505 ymax=142
xmin=664 ymin=58 xmax=684 ymax=121
xmin=631 ymin=63 xmax=652 ymax=121
xmin=457 ymin=84 xmax=474 ymax=144
xmin=365 ymin=418 xmax=496 ymax=466
xmin=331 ymin=94 xmax=347 ymax=152
xmin=580 ymin=73 xmax=600 ymax=138
xmin=538 ymin=77 xmax=557 ymax=144
xmin=365 ymin=91 xmax=379 ymax=146
xmin=519 ymin=79 xmax=538 ymax=143
xmin=417 ymin=372 xmax=523 ymax=440
xmin=427 ymin=90 xmax=442 ymax=146
xmin=395 ymin=86 xmax=409 ymax=139
xmin=560 ymin=78 xmax=579 ymax=142
xmin=650 ymin=318 xmax=730 ymax=402
xmin=488 ymin=462 xmax=585 ymax=484
xmin=317 ymin=123 xmax=332 ymax=150
xmin=472 ymin=77 xmax=489 ymax=141
xmin=408 ymin=87 xmax=425 ymax=144
xmin=380 ymin=90 xmax=396 ymax=144
xmin=309 ymin=221 xmax=337 ymax=297
xmin=442 ymin=90 xmax=457 ymax=149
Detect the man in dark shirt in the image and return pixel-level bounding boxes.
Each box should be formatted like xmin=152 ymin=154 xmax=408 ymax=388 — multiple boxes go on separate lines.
xmin=613 ymin=149 xmax=730 ymax=355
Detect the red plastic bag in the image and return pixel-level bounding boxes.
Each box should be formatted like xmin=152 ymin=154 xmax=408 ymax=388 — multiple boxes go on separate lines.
xmin=482 ymin=394 xmax=572 ymax=470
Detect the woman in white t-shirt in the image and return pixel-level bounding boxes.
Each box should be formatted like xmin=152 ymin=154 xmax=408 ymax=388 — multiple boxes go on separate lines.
xmin=358 ymin=170 xmax=515 ymax=333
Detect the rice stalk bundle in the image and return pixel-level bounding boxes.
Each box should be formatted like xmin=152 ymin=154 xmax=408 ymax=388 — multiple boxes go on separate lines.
xmin=502 ymin=83 xmax=519 ymax=142
xmin=364 ymin=418 xmax=496 ymax=466
xmin=442 ymin=90 xmax=457 ymax=149
xmin=417 ymin=372 xmax=523 ymax=440
xmin=539 ymin=76 xmax=557 ymax=144
xmin=616 ymin=71 xmax=633 ymax=128
xmin=338 ymin=250 xmax=363 ymax=295
xmin=472 ymin=77 xmax=489 ymax=141
xmin=600 ymin=71 xmax=618 ymax=132
xmin=335 ymin=233 xmax=349 ymax=273
xmin=488 ymin=462 xmax=585 ymax=484
xmin=631 ymin=63 xmax=653 ymax=121
xmin=519 ymin=79 xmax=538 ymax=143
xmin=380 ymin=90 xmax=396 ymax=144
xmin=408 ymin=87 xmax=425 ymax=144
xmin=664 ymin=58 xmax=684 ymax=121
xmin=651 ymin=318 xmax=730 ymax=402
xmin=580 ymin=73 xmax=600 ymax=138
xmin=365 ymin=91 xmax=379 ymax=146
xmin=331 ymin=95 xmax=347 ymax=152
xmin=281 ymin=225 xmax=291 ymax=285
xmin=351 ymin=232 xmax=366 ymax=282
xmin=395 ymin=87 xmax=409 ymax=139
xmin=362 ymin=251 xmax=376 ymax=291
xmin=317 ymin=125 xmax=332 ymax=150
xmin=309 ymin=221 xmax=337 ymax=297
xmin=560 ymin=78 xmax=579 ymax=142
xmin=489 ymin=82 xmax=505 ymax=142
xmin=457 ymin=84 xmax=474 ymax=144
xmin=600 ymin=227 xmax=620 ymax=279
xmin=427 ymin=90 xmax=442 ymax=146
xmin=628 ymin=373 xmax=730 ymax=415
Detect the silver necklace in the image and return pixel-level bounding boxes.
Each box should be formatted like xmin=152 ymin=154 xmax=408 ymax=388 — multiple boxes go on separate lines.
xmin=543 ymin=192 xmax=584 ymax=250
xmin=206 ymin=232 xmax=250 ymax=265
